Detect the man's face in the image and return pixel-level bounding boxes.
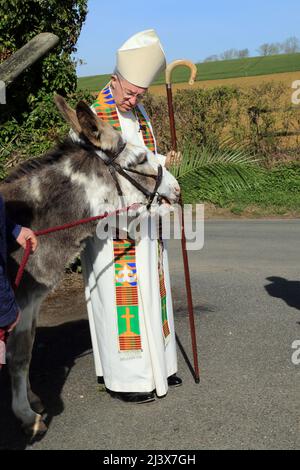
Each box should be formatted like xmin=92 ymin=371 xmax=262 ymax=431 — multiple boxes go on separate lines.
xmin=110 ymin=74 xmax=147 ymax=112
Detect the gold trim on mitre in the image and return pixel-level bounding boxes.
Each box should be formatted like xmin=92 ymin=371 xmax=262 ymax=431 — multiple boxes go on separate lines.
xmin=116 ymin=29 xmax=166 ymax=88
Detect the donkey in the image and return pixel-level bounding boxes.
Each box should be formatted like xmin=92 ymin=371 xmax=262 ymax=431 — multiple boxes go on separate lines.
xmin=0 ymin=95 xmax=180 ymax=436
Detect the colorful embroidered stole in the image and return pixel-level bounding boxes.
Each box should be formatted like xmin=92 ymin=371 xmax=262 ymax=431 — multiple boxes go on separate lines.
xmin=93 ymin=84 xmax=155 ymax=151
xmin=158 ymin=240 xmax=170 ymax=342
xmin=93 ymin=85 xmax=121 ymax=132
xmin=93 ymin=84 xmax=170 ymax=352
xmin=114 ymin=240 xmax=141 ymax=351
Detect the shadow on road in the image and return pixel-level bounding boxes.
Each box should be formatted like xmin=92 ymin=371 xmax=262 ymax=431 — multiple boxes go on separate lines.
xmin=0 ymin=319 xmax=91 ymax=450
xmin=265 ymin=276 xmax=300 ymax=314
xmin=0 ymin=304 xmax=207 ymax=449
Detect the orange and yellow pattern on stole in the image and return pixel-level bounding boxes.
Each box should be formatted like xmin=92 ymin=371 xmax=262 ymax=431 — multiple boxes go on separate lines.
xmin=158 ymin=241 xmax=170 ymax=342
xmin=134 ymin=106 xmax=155 ymax=153
xmin=92 ymin=83 xmax=155 ymax=151
xmin=93 ymin=84 xmax=121 ymax=131
xmin=113 ymin=240 xmax=142 ymax=352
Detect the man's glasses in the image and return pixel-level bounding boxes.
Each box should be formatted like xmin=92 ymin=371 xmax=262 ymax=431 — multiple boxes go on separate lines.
xmin=116 ymin=74 xmax=145 ymax=102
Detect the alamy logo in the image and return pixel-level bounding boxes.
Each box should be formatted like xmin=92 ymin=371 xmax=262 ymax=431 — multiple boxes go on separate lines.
xmin=0 ymin=80 xmax=6 ymax=104
xmin=95 ymin=203 xmax=205 ymax=251
xmin=291 ymin=340 xmax=300 ymax=365
xmin=0 ymin=340 xmax=6 ymax=365
xmin=291 ymin=80 xmax=300 ymax=105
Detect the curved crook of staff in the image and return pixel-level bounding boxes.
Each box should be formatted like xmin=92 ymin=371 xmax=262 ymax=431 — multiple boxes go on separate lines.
xmin=165 ymin=59 xmax=200 ymax=383
xmin=165 ymin=60 xmax=197 ymax=150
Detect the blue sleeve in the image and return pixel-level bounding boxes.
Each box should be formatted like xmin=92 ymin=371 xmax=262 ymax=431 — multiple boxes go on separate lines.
xmin=0 ymin=195 xmax=19 ymax=326
xmin=0 ymin=194 xmax=22 ymax=241
xmin=6 ymin=217 xmax=22 ymax=240
xmin=0 ymin=266 xmax=19 ymax=327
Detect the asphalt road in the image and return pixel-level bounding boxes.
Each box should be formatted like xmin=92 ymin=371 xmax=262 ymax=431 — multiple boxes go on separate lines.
xmin=1 ymin=220 xmax=299 ymax=450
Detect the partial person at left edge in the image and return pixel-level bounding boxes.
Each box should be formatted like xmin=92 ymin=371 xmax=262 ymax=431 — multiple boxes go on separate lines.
xmin=0 ymin=193 xmax=38 ymax=369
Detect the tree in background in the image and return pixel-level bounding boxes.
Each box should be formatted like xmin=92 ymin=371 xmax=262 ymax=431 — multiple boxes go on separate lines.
xmin=204 ymin=36 xmax=300 ymax=63
xmin=204 ymin=48 xmax=249 ymax=62
xmin=258 ymin=43 xmax=273 ymax=56
xmin=281 ymin=36 xmax=300 ymax=54
xmin=237 ymin=48 xmax=249 ymax=58
xmin=257 ymin=42 xmax=281 ymax=56
xmin=219 ymin=48 xmax=238 ymax=60
xmin=0 ymin=0 xmax=88 ymax=124
xmin=203 ymin=54 xmax=219 ymax=62
xmin=257 ymin=37 xmax=300 ymax=56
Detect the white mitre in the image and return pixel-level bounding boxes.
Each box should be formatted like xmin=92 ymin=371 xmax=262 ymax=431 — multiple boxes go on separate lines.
xmin=116 ymin=29 xmax=166 ymax=88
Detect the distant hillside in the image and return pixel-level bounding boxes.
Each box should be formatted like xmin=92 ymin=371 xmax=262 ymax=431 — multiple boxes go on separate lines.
xmin=77 ymin=53 xmax=300 ymax=92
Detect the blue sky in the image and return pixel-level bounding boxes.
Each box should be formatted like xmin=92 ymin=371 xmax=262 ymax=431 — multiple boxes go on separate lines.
xmin=75 ymin=0 xmax=300 ymax=77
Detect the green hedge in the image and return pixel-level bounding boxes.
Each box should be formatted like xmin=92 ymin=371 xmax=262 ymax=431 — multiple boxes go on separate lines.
xmin=2 ymin=81 xmax=298 ymax=175
xmin=143 ymin=82 xmax=300 ymax=162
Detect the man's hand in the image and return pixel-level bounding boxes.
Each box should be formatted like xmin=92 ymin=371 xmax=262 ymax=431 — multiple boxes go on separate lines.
xmin=165 ymin=150 xmax=182 ymax=169
xmin=16 ymin=227 xmax=38 ymax=252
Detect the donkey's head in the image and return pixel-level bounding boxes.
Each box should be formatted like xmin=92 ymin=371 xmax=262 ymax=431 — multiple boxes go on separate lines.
xmin=54 ymin=95 xmax=180 ymax=205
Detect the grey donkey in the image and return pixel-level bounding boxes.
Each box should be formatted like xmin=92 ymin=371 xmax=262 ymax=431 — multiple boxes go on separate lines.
xmin=0 ymin=95 xmax=180 ymax=436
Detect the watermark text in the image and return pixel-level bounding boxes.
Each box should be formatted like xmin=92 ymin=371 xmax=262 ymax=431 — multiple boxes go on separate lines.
xmin=0 ymin=80 xmax=6 ymax=104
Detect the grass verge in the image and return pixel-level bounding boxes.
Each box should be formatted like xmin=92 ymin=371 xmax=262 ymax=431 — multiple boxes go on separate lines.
xmin=197 ymin=163 xmax=300 ymax=218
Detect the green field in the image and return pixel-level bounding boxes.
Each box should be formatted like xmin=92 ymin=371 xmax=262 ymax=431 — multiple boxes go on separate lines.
xmin=77 ymin=53 xmax=300 ymax=91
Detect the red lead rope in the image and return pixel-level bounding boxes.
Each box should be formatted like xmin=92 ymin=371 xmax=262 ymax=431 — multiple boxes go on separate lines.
xmin=13 ymin=203 xmax=141 ymax=291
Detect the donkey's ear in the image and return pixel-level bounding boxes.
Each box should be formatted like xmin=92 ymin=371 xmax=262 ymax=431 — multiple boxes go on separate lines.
xmin=54 ymin=94 xmax=82 ymax=135
xmin=76 ymin=101 xmax=104 ymax=147
xmin=76 ymin=101 xmax=120 ymax=150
